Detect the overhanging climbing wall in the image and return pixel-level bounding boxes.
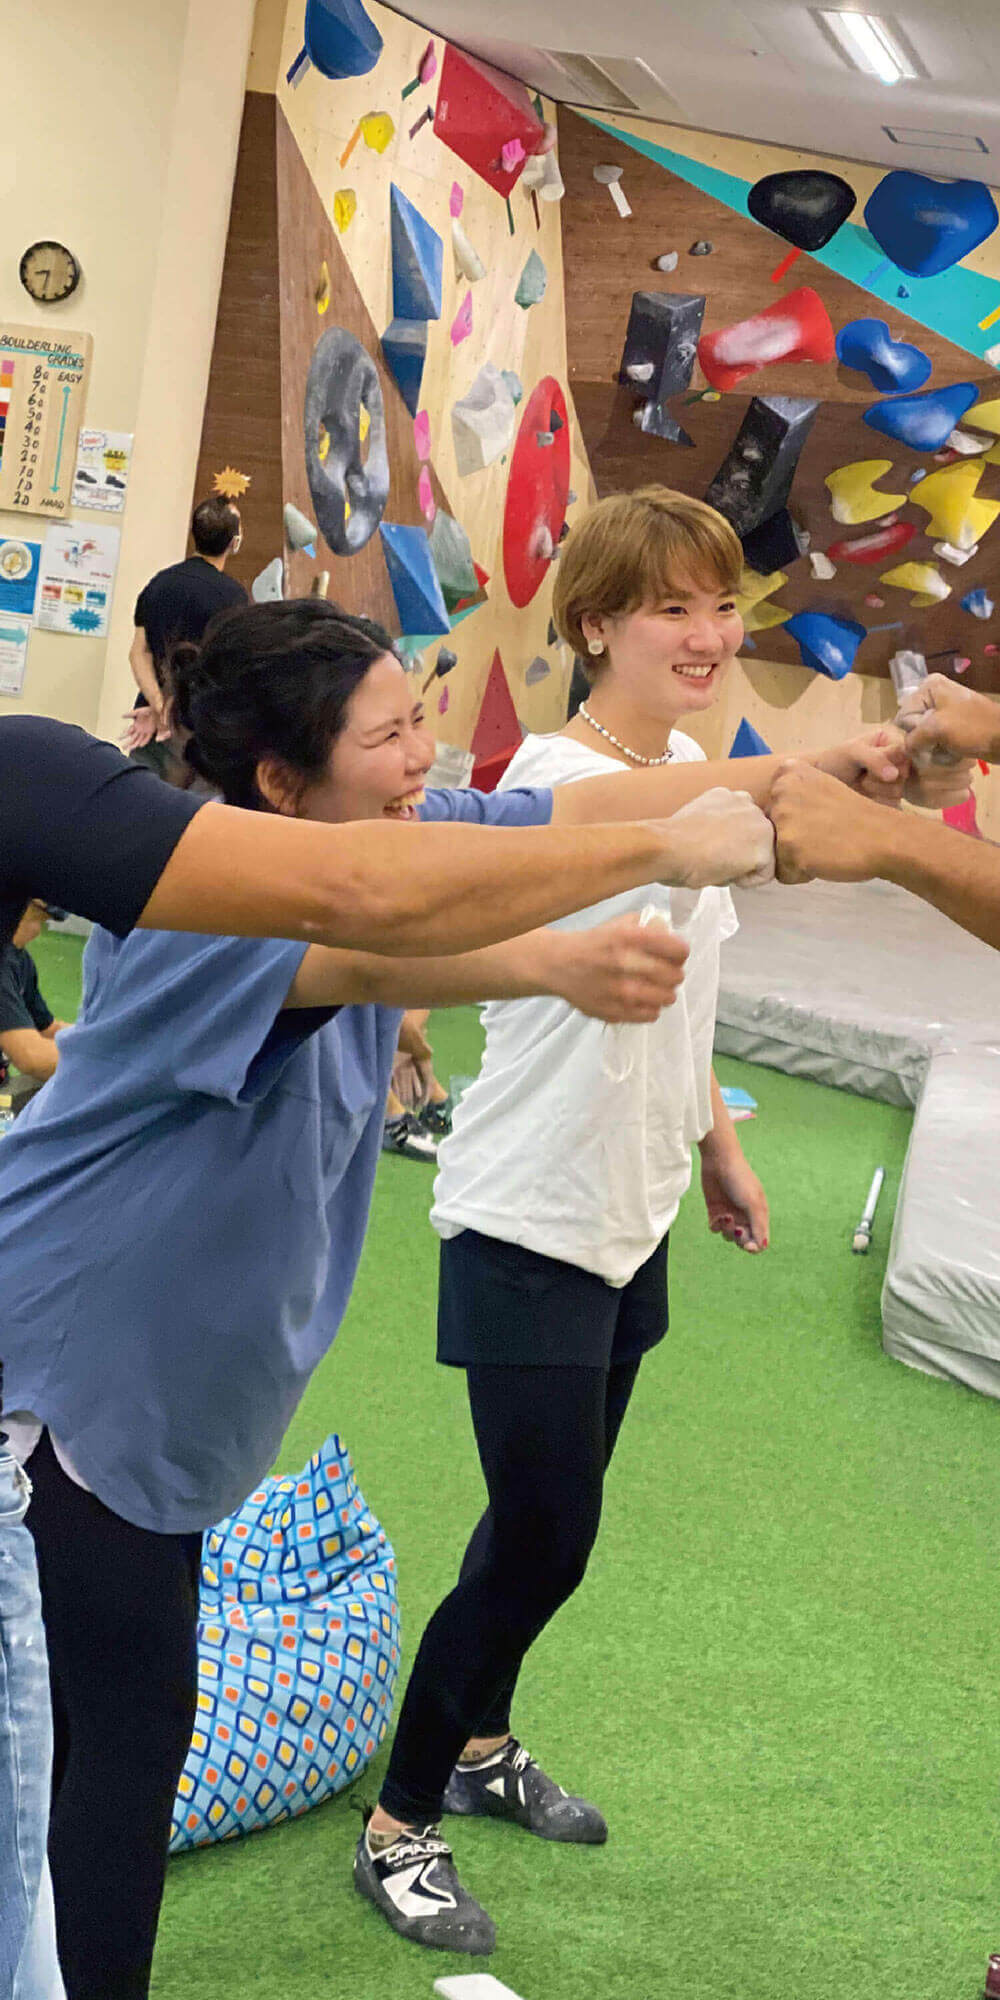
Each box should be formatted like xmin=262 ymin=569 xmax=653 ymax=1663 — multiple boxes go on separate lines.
xmin=560 ymin=108 xmax=1000 ymax=697
xmin=197 ymin=0 xmax=593 ymax=765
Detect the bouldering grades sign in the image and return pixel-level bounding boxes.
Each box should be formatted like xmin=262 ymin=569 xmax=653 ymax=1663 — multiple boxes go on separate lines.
xmin=0 ymin=325 xmax=93 ymax=519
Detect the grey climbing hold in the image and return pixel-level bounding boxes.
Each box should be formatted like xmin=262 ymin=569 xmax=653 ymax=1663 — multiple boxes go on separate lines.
xmin=501 ymin=370 xmax=523 ymax=406
xmin=525 ymin=656 xmax=551 ymax=685
xmin=252 ymin=556 xmax=285 ymax=603
xmin=284 ymin=502 xmax=318 ymax=551
xmin=304 ymin=325 xmax=389 ymax=555
xmin=536 ymin=430 xmax=554 ymax=447
xmin=654 ymin=252 xmax=679 ymax=272
xmin=689 ymin=239 xmax=714 ymax=255
xmin=593 ymin=163 xmax=623 ymax=184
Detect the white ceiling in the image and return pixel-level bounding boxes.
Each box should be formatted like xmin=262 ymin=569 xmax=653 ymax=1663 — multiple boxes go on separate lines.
xmin=395 ymin=0 xmax=1000 ymax=179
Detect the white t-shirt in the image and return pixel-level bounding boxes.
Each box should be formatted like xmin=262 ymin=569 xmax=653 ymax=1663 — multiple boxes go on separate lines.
xmin=431 ymin=728 xmax=738 ymax=1289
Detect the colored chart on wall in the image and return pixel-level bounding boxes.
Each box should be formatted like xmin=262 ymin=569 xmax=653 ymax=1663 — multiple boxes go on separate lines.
xmin=0 ymin=326 xmax=93 ymax=518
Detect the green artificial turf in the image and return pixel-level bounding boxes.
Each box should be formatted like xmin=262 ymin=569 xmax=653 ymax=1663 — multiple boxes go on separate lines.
xmin=28 ymin=945 xmax=1000 ymax=2000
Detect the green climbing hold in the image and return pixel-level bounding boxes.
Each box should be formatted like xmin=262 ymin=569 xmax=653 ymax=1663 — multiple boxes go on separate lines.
xmin=515 ymin=249 xmax=547 ymax=310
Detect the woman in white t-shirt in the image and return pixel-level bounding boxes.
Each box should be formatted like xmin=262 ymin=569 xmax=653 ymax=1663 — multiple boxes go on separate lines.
xmin=362 ymin=488 xmax=772 ymax=1951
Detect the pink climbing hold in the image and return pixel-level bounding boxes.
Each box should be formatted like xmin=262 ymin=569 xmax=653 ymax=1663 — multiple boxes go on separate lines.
xmin=413 ymin=410 xmax=431 ymax=460
xmin=697 ymin=287 xmax=836 ymax=393
xmin=418 ymin=466 xmax=435 ymax=521
xmin=943 ymin=793 xmax=982 ymax=837
xmin=418 ymin=40 xmax=437 ymax=83
xmin=953 ymin=655 xmax=972 ymax=674
xmin=864 ymin=593 xmax=885 ymax=609
xmin=450 ymin=289 xmax=473 ymax=346
xmin=501 ymin=139 xmax=526 ymax=173
xmin=449 ymin=181 xmax=464 ymax=218
xmin=438 ymin=685 xmax=450 ymax=715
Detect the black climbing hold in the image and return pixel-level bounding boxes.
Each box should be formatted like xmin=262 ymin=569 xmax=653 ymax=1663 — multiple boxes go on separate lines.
xmin=747 ymin=169 xmax=856 ymax=251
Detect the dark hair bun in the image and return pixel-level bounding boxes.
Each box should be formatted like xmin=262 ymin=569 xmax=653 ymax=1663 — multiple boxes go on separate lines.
xmin=165 ymin=599 xmax=394 ymax=809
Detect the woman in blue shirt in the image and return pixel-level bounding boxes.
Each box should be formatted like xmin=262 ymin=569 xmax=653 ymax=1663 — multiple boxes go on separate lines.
xmin=0 ymin=599 xmax=780 ymax=2000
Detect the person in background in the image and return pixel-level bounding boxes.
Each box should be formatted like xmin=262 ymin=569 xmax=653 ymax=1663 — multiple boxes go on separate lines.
xmin=0 ymin=901 xmax=69 ymax=1090
xmin=382 ymin=1010 xmax=454 ymax=1161
xmin=122 ymin=496 xmax=246 ymax=778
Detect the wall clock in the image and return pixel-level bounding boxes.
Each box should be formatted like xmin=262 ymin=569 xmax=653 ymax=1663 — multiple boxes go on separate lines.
xmin=19 ymin=241 xmax=81 ymax=305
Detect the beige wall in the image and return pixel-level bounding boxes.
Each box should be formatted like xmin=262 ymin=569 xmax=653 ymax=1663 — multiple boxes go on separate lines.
xmin=0 ymin=0 xmax=254 ymax=736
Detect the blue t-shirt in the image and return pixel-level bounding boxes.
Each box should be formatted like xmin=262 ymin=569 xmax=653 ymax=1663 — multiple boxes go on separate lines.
xmin=0 ymin=784 xmax=552 ymax=1532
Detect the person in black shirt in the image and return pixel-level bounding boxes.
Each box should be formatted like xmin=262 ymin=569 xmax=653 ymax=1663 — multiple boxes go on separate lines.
xmin=124 ymin=495 xmax=246 ymax=777
xmin=0 ymin=899 xmax=67 ymax=1087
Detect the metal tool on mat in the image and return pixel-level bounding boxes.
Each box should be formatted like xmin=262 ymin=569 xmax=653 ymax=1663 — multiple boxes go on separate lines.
xmin=852 ymin=1167 xmax=886 ymax=1254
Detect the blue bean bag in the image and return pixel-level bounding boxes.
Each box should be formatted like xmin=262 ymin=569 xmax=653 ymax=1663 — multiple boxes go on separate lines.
xmin=170 ymin=1435 xmax=399 ymax=1853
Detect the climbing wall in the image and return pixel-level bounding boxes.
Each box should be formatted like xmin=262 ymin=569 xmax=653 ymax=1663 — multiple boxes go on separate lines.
xmin=196 ymin=0 xmax=591 ymax=763
xmin=561 ymin=109 xmax=1000 ymax=706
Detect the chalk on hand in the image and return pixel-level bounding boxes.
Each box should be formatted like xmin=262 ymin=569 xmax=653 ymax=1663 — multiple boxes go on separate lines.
xmin=434 ymin=1975 xmax=527 ymax=2000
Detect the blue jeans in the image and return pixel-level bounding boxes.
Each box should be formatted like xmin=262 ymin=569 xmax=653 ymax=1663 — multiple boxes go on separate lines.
xmin=0 ymin=1451 xmax=65 ymax=1999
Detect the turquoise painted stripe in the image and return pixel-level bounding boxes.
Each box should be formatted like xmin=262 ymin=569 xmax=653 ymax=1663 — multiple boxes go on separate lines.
xmin=584 ymin=115 xmax=1000 ymax=365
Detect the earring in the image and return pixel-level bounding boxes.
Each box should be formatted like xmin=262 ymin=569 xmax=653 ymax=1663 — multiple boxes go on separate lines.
xmin=587 ymin=639 xmax=605 ymax=657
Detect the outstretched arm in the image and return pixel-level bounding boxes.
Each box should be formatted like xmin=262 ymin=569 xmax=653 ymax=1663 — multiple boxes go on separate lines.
xmin=549 ymin=722 xmax=909 ymax=826
xmin=770 ymin=759 xmax=1000 ymax=952
xmin=283 ymin=911 xmax=692 ymax=1021
xmin=139 ymin=788 xmax=774 ymax=958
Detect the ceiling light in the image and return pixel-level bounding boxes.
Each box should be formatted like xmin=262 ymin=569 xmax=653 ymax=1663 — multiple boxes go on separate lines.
xmin=817 ymin=11 xmax=917 ymax=84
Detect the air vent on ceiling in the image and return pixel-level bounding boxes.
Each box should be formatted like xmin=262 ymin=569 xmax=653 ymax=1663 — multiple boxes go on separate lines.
xmin=884 ymin=124 xmax=988 ymax=153
xmin=457 ymin=38 xmax=683 ymax=119
xmin=545 ymin=50 xmax=683 ymax=118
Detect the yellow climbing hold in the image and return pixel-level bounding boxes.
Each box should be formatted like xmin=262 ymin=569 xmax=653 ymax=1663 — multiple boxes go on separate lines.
xmin=825 ymin=460 xmax=908 ymax=526
xmin=909 ymin=460 xmax=1000 ymax=550
xmin=965 ymin=397 xmax=1000 ymax=465
xmin=333 ymin=189 xmax=357 ymax=234
xmin=315 ymin=260 xmax=330 ymax=313
xmin=361 ymin=113 xmax=394 ymax=154
xmin=736 ymin=569 xmax=791 ymax=633
xmin=880 ymin=561 xmax=952 ymax=608
xmin=317 ymin=425 xmax=330 ymax=465
xmin=359 ymin=405 xmax=370 ymax=446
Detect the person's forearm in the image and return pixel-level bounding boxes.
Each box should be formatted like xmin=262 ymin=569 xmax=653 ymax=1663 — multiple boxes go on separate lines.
xmin=878 ymin=812 xmax=1000 ymax=951
xmin=129 ymin=633 xmax=162 ymax=712
xmin=552 ymin=744 xmax=863 ymax=825
xmin=699 ymin=1071 xmax=742 ymax=1163
xmin=139 ymin=805 xmax=673 ymax=956
xmin=302 ymin=928 xmax=567 ymax=1010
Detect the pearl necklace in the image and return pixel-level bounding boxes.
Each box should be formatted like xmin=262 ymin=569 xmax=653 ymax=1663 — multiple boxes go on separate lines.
xmin=578 ymin=702 xmax=673 ymax=766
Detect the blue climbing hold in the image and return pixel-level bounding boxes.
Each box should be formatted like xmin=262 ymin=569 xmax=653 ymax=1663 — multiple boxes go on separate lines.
xmin=390 ymin=185 xmax=443 ymax=323
xmin=961 ymin=588 xmax=994 ymax=621
xmin=730 ymin=717 xmax=772 ymax=758
xmin=380 ymin=522 xmax=450 ymax=635
xmin=301 ymin=0 xmax=382 ymax=80
xmin=835 ymin=318 xmax=931 ymax=394
xmin=784 ymin=611 xmax=866 ymax=680
xmin=897 ymin=285 xmax=910 ymax=300
xmin=863 ymin=381 xmax=978 ymax=452
xmin=380 ymin=318 xmax=427 ymax=417
xmin=864 ymin=171 xmax=999 ymax=278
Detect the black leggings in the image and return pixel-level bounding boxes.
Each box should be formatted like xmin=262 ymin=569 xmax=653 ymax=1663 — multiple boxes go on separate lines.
xmin=379 ymin=1356 xmax=641 ymax=1826
xmin=25 ymin=1432 xmax=201 ymax=2000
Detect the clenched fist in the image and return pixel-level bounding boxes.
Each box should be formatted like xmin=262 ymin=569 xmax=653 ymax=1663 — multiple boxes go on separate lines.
xmin=770 ymin=759 xmax=895 ymax=885
xmin=898 ymin=673 xmax=999 ymax=773
xmin=656 ymin=787 xmax=776 ymax=891
xmin=550 ymin=912 xmax=690 ymax=1023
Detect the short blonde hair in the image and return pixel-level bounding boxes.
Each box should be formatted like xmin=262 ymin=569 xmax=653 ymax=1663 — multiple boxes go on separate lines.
xmin=552 ymin=486 xmax=743 ymax=658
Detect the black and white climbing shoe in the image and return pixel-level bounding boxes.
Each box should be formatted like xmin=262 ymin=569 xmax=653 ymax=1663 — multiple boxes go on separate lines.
xmin=353 ymin=1821 xmax=496 ymax=1954
xmin=443 ymin=1737 xmax=608 ymax=1844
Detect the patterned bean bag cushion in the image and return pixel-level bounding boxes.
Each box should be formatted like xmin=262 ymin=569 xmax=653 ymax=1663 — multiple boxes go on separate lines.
xmin=170 ymin=1435 xmax=399 ymax=1853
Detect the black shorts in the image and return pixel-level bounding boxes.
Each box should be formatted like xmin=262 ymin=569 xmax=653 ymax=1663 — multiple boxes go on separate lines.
xmin=436 ymin=1227 xmax=669 ymax=1370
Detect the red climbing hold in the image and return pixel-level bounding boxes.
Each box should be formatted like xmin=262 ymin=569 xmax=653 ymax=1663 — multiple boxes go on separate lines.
xmin=826 ymin=521 xmax=916 ymax=565
xmin=433 ymin=43 xmax=545 ymax=198
xmin=503 ymin=379 xmax=571 ymax=609
xmin=471 ymin=649 xmax=521 ymax=791
xmin=697 ymin=288 xmax=835 ymax=393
